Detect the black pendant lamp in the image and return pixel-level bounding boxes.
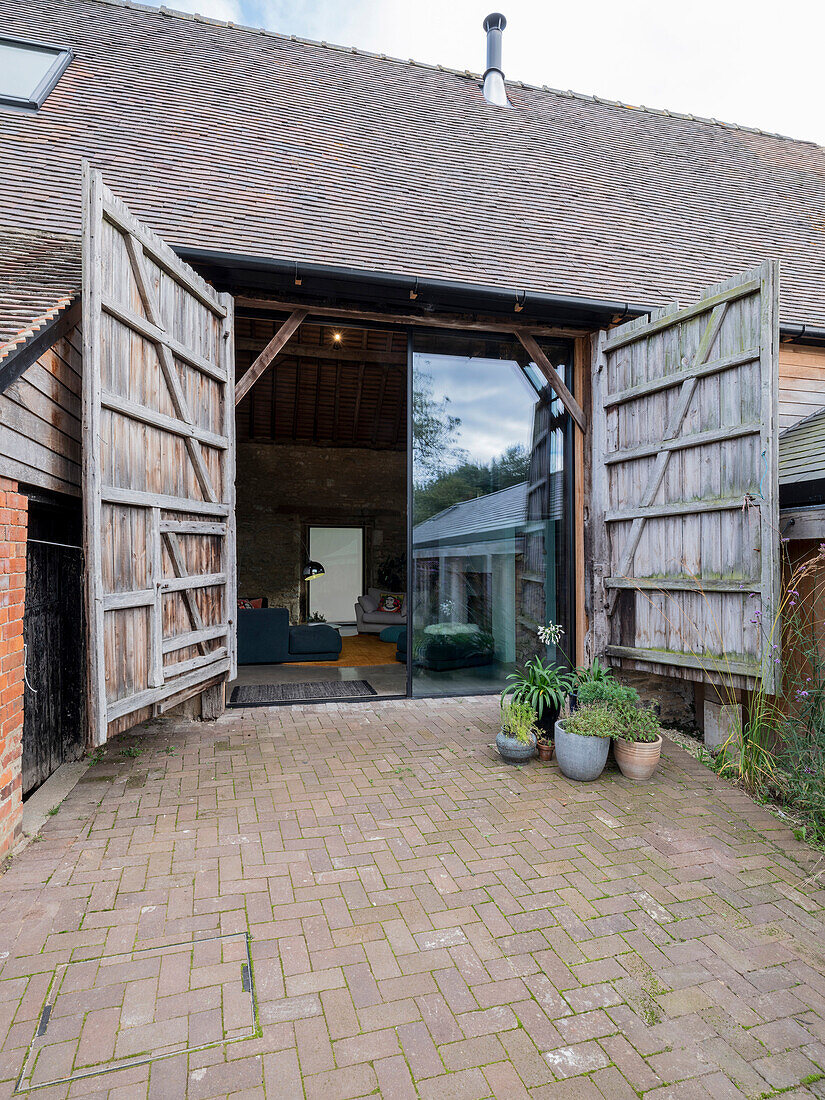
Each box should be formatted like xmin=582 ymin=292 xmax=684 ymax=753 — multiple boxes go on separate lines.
xmin=302 ymin=560 xmax=325 ymax=581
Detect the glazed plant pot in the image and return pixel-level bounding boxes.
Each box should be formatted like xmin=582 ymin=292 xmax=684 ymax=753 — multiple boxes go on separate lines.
xmin=537 ymin=702 xmax=561 ymax=739
xmin=614 ymin=735 xmax=662 ymax=781
xmin=554 ymin=719 xmax=610 ymax=782
xmin=495 ymin=730 xmax=536 ymax=765
xmin=537 ymin=740 xmax=554 ymax=763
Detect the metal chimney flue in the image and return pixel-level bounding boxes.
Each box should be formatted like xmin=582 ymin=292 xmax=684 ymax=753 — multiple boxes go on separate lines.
xmin=482 ymin=12 xmax=509 ymax=107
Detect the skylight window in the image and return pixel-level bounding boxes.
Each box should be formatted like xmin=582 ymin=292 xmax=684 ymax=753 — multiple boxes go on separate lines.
xmin=0 ymin=35 xmax=72 ymax=110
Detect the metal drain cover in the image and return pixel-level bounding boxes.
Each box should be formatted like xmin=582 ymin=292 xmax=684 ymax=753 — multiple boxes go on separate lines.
xmin=17 ymin=932 xmax=256 ymax=1092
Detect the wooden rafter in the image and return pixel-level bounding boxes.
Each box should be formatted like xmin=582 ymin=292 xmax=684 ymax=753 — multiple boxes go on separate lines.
xmin=234 ymin=308 xmax=307 ymax=404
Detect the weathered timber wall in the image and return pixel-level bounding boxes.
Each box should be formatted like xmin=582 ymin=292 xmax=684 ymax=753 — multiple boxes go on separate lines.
xmin=779 ymin=343 xmax=825 ymax=431
xmin=0 ymin=325 xmax=82 ymax=495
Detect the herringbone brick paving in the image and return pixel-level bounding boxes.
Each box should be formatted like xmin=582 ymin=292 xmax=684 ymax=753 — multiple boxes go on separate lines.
xmin=1 ymin=696 xmax=824 ymax=1098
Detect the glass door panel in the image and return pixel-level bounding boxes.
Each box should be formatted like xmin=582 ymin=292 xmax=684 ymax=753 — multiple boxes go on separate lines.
xmin=307 ymin=526 xmax=363 ymax=624
xmin=410 ymin=333 xmax=573 ymax=696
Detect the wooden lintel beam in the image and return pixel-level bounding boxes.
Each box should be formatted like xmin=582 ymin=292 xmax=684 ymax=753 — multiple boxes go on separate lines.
xmin=515 ymin=332 xmax=587 ymax=432
xmin=234 ymin=296 xmax=586 ymax=339
xmin=235 ymin=309 xmax=307 ymax=404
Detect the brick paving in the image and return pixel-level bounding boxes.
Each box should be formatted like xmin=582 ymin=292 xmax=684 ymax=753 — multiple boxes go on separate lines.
xmin=1 ymin=695 xmax=825 ymax=1098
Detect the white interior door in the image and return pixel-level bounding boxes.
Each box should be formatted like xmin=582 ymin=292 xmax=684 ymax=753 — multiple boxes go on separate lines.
xmin=308 ymin=527 xmax=364 ymax=623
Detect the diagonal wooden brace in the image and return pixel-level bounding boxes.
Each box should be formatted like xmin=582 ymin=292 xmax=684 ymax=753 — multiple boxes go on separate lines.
xmin=606 ymin=301 xmax=728 ymax=615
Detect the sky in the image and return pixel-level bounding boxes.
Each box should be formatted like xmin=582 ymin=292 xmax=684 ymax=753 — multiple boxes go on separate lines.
xmin=154 ymin=0 xmax=825 ymax=144
xmin=416 ymin=355 xmax=537 ymax=468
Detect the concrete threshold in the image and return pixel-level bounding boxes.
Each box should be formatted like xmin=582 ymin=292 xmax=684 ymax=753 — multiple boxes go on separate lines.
xmin=17 ymin=761 xmax=89 ymax=850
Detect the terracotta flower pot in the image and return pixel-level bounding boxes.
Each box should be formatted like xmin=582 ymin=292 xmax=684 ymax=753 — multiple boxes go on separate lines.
xmin=614 ymin=735 xmax=662 ymax=781
xmin=537 ymin=741 xmax=554 ymax=762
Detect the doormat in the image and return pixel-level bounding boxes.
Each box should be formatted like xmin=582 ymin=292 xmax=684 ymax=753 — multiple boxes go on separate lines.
xmin=229 ymin=680 xmax=377 ymax=706
xmin=16 ymin=932 xmax=257 ymax=1092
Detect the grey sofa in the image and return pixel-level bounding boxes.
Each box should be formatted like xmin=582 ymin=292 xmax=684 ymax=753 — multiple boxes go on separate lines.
xmin=354 ymin=588 xmax=407 ymax=634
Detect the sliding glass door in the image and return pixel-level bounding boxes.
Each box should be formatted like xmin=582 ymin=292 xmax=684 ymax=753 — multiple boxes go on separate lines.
xmin=410 ymin=332 xmax=573 ymax=696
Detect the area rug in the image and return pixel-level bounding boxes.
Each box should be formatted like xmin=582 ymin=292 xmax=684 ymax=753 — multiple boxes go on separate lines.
xmin=288 ymin=633 xmax=398 ymax=667
xmin=229 ymin=680 xmax=377 ymax=707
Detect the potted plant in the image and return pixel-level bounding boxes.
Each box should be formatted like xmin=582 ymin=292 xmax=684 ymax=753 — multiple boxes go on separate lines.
xmin=503 ymin=657 xmax=575 ymax=738
xmin=554 ymin=704 xmax=614 ymax=781
xmin=612 ymin=702 xmax=664 ymax=781
xmin=577 ymin=678 xmax=639 ymax=708
xmin=496 ymin=699 xmax=538 ymax=765
xmin=536 ymin=731 xmax=554 ymax=762
xmin=571 ymin=658 xmax=616 ymax=711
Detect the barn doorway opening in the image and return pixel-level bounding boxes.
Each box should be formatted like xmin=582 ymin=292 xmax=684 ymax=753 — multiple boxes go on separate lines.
xmin=229 ymin=319 xmax=408 ymax=704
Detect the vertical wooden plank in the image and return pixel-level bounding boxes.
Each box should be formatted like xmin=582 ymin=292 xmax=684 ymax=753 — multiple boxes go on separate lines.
xmin=222 ymin=292 xmax=238 ymax=681
xmin=760 ymin=260 xmax=781 ymax=692
xmin=588 ymin=331 xmax=609 ymax=663
xmin=82 ymin=163 xmax=109 ymax=749
xmin=149 ymin=506 xmax=163 ymax=688
xmin=574 ymin=336 xmax=587 ymax=666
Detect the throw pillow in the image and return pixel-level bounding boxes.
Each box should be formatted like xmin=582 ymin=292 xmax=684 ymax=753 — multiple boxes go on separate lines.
xmin=377 ymin=592 xmax=403 ymax=614
xmin=360 ymin=594 xmax=379 ymax=613
xmin=238 ymin=597 xmax=265 ymax=609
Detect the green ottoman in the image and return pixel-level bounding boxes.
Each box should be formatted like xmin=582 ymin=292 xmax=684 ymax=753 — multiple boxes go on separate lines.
xmin=379 ymin=625 xmax=404 ymax=644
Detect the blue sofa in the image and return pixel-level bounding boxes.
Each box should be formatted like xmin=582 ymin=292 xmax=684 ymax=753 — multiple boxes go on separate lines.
xmin=237 ymin=608 xmax=342 ymax=665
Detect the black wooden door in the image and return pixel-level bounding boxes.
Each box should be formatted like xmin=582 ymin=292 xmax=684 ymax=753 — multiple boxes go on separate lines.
xmin=22 ymin=496 xmax=85 ymax=795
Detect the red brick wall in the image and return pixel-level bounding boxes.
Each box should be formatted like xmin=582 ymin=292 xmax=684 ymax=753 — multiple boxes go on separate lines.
xmin=0 ymin=477 xmax=27 ymax=858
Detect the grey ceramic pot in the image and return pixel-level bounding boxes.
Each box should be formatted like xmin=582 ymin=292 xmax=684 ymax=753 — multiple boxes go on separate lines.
xmin=496 ymin=730 xmax=536 ymax=765
xmin=554 ymin=719 xmax=610 ymax=781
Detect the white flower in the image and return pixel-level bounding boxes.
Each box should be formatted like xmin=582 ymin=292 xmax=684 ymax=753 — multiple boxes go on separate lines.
xmin=537 ymin=622 xmax=564 ymax=646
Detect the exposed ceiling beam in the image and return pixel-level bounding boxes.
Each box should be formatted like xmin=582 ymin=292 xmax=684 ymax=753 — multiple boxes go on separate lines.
xmin=234 ymin=308 xmax=307 ymax=404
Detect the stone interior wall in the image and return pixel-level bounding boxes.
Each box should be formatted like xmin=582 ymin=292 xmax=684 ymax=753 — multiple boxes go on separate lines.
xmin=236 ymin=442 xmax=406 ymax=623
xmin=616 ymin=669 xmax=697 ymax=730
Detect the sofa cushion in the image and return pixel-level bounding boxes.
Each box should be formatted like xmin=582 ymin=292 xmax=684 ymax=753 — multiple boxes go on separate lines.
xmin=288 ymin=623 xmax=342 ymax=657
xmin=367 ymin=587 xmax=406 ymax=614
xmin=362 ymin=610 xmax=407 ymax=625
xmin=359 ymin=593 xmax=379 ymax=613
xmin=377 ymin=592 xmax=404 ymax=614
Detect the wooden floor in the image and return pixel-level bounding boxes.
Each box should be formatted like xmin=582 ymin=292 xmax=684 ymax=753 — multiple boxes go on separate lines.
xmin=289 ymin=632 xmax=399 ymax=667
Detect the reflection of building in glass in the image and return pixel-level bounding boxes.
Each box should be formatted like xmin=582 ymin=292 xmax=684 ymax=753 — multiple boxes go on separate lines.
xmin=413 ymin=393 xmax=565 ymax=671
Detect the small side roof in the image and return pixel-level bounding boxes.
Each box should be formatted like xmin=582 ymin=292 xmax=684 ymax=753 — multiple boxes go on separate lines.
xmin=779 ymin=406 xmax=825 ymax=486
xmin=0 ymin=228 xmax=81 ymax=373
xmin=414 ymin=482 xmax=529 ymax=545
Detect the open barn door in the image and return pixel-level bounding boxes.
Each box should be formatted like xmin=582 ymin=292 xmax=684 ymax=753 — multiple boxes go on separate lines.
xmin=591 ymin=262 xmax=780 ymax=691
xmin=82 ymin=166 xmax=236 ymax=745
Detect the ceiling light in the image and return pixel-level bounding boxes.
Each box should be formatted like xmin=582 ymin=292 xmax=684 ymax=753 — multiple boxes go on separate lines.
xmin=332 ymin=331 xmax=342 ymax=342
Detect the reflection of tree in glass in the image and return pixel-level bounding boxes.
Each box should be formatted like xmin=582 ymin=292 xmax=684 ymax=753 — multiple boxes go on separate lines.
xmin=415 ymin=444 xmax=530 ymax=522
xmin=412 ymin=373 xmax=465 ymax=485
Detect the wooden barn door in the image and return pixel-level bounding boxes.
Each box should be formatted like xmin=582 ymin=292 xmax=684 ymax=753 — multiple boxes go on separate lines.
xmin=82 ymin=166 xmax=236 ymax=746
xmin=591 ymin=263 xmax=780 ymax=691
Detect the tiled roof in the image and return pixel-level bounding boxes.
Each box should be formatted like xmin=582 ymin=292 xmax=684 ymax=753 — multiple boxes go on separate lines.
xmin=779 ymin=407 xmax=825 ymax=485
xmin=2 ymin=0 xmax=825 ymax=324
xmin=414 ymin=482 xmax=529 ymax=545
xmin=0 ymin=230 xmax=81 ymax=366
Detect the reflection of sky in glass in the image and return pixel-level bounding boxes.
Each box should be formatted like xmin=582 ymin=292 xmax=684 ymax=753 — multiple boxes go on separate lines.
xmin=414 ymin=354 xmax=538 ymax=465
